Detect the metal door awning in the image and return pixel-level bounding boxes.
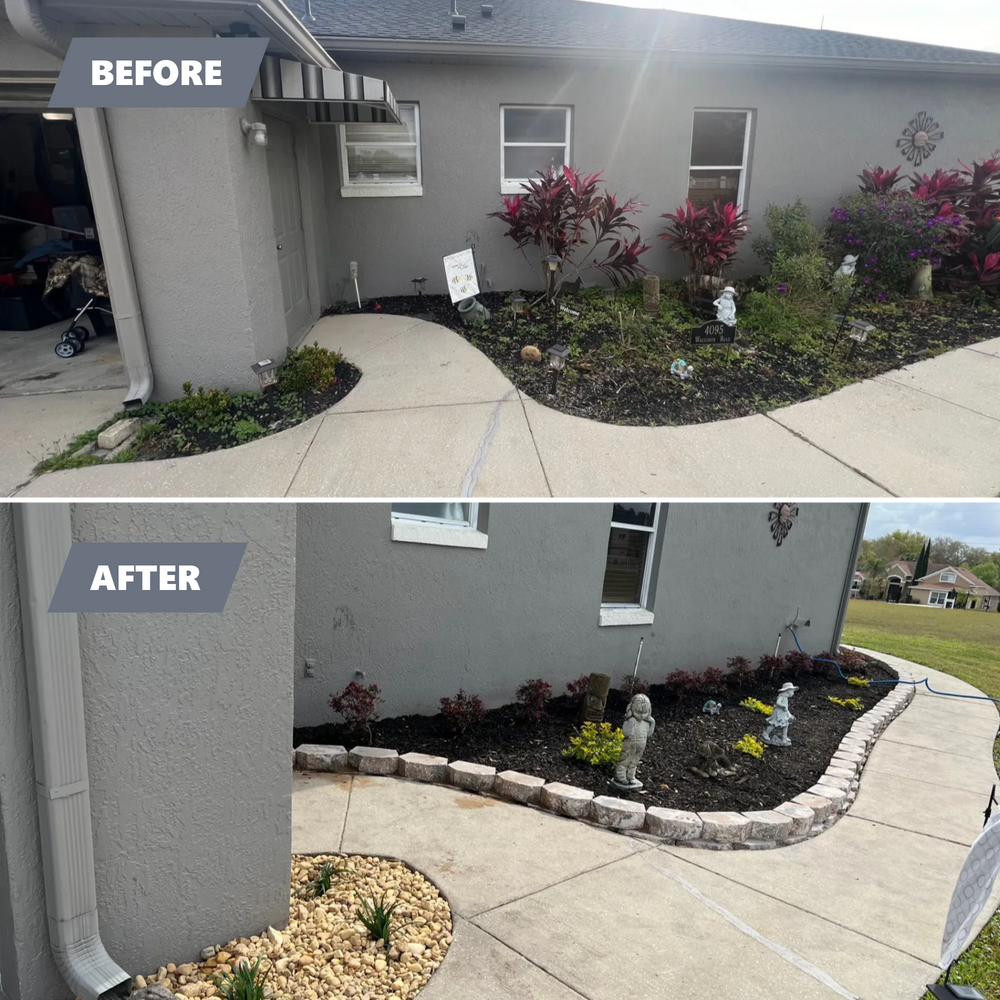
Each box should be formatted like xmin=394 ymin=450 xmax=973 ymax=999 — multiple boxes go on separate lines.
xmin=251 ymin=55 xmax=400 ymax=124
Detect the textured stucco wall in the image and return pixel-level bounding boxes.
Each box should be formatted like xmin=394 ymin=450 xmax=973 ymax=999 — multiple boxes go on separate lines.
xmin=319 ymin=56 xmax=1000 ymax=298
xmin=293 ymin=502 xmax=864 ymax=726
xmin=103 ymin=100 xmax=287 ymax=399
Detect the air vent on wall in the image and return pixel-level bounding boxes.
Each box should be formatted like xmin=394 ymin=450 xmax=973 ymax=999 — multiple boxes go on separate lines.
xmin=481 ymin=4 xmax=493 ymax=14
xmin=451 ymin=0 xmax=466 ymax=28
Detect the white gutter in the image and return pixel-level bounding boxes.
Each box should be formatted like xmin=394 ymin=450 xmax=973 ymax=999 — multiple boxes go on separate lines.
xmin=3 ymin=0 xmax=155 ymax=406
xmin=12 ymin=504 xmax=132 ymax=1000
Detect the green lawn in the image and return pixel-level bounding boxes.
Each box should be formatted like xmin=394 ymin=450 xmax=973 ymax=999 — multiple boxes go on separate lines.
xmin=842 ymin=600 xmax=1000 ymax=1000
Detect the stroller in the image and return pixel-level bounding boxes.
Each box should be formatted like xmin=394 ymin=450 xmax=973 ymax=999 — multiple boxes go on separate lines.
xmin=41 ymin=254 xmax=114 ymax=358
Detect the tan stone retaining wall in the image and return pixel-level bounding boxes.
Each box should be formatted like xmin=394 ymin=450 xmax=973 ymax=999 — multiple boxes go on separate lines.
xmin=294 ymin=664 xmax=915 ymax=851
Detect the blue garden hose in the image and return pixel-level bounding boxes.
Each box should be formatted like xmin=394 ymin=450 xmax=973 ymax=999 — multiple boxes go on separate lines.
xmin=788 ymin=627 xmax=1000 ymax=705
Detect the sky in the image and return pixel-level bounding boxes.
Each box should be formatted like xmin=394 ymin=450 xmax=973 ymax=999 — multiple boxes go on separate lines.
xmin=864 ymin=503 xmax=1000 ymax=549
xmin=578 ymin=0 xmax=1000 ymax=53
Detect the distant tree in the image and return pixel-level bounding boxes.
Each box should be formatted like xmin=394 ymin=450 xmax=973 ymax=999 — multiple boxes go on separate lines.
xmin=970 ymin=562 xmax=1000 ymax=590
xmin=914 ymin=539 xmax=930 ymax=581
xmin=860 ymin=551 xmax=889 ymax=578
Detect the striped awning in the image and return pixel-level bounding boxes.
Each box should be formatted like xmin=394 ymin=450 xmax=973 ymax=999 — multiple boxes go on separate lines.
xmin=251 ymin=55 xmax=400 ymax=124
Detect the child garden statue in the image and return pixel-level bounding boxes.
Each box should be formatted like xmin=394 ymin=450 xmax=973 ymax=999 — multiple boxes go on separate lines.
xmin=761 ymin=682 xmax=798 ymax=747
xmin=713 ymin=286 xmax=738 ymax=326
xmin=836 ymin=254 xmax=858 ymax=277
xmin=613 ymin=693 xmax=655 ymax=790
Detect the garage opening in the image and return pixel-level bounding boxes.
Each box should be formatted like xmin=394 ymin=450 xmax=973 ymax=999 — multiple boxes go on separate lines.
xmin=0 ymin=107 xmax=125 ymax=396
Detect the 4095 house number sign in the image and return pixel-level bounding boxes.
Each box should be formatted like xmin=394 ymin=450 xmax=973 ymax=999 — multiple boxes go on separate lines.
xmin=690 ymin=320 xmax=737 ymax=345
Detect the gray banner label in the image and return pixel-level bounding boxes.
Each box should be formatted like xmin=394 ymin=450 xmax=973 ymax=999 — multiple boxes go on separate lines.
xmin=49 ymin=543 xmax=247 ymax=612
xmin=49 ymin=37 xmax=269 ymax=109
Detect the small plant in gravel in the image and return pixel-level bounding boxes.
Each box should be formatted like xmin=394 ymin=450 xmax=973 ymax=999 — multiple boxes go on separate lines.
xmin=732 ymin=734 xmax=765 ymax=759
xmin=296 ymin=859 xmax=349 ymax=899
xmin=210 ymin=954 xmax=271 ymax=1000
xmin=665 ymin=670 xmax=700 ymax=695
xmin=516 ymin=678 xmax=553 ymax=719
xmin=828 ymin=696 xmax=864 ymax=711
xmin=725 ymin=655 xmax=754 ymax=688
xmin=563 ymin=722 xmax=624 ymax=767
xmin=847 ymin=676 xmax=871 ymax=688
xmin=566 ymin=675 xmax=591 ymax=703
xmin=739 ymin=697 xmax=773 ymax=716
xmin=329 ymin=680 xmax=383 ymax=740
xmin=357 ymin=890 xmax=413 ymax=951
xmin=619 ymin=674 xmax=651 ymax=698
xmin=439 ymin=689 xmax=486 ymax=734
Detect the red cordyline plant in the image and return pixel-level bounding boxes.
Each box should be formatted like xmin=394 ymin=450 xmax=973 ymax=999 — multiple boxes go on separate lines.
xmin=659 ymin=199 xmax=750 ymax=278
xmin=488 ymin=165 xmax=650 ymax=297
xmin=858 ymin=164 xmax=903 ymax=193
xmin=329 ymin=680 xmax=383 ymax=739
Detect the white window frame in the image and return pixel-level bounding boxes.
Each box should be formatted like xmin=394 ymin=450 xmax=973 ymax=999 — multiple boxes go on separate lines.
xmin=688 ymin=108 xmax=752 ymax=211
xmin=928 ymin=590 xmax=948 ymax=607
xmin=985 ymin=597 xmax=992 ymax=611
xmin=939 ymin=571 xmax=957 ymax=583
xmin=599 ymin=503 xmax=661 ymax=627
xmin=390 ymin=503 xmax=487 ymax=549
xmin=339 ymin=102 xmax=422 ymax=198
xmin=500 ymin=105 xmax=571 ymax=195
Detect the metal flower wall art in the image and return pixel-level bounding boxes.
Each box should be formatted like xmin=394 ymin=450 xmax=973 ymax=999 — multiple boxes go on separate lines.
xmin=769 ymin=502 xmax=799 ymax=546
xmin=896 ymin=111 xmax=944 ymax=167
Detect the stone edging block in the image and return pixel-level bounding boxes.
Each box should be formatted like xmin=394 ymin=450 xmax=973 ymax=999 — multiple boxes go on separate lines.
xmin=292 ymin=655 xmax=918 ymax=851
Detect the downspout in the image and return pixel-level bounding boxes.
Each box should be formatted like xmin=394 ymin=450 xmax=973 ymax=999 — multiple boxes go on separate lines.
xmin=12 ymin=504 xmax=132 ymax=1000
xmin=3 ymin=0 xmax=154 ymax=406
xmin=831 ymin=502 xmax=870 ymax=652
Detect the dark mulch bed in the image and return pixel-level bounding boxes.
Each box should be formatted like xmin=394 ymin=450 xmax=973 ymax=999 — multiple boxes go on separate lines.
xmin=325 ymin=289 xmax=998 ymax=426
xmin=134 ymin=361 xmax=361 ymax=460
xmin=294 ymin=659 xmax=898 ymax=814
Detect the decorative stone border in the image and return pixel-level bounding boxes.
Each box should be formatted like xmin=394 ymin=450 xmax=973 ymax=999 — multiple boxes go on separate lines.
xmin=294 ymin=662 xmax=915 ymax=851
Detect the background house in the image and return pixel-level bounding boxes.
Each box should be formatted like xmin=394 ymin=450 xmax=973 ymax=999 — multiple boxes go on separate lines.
xmin=882 ymin=560 xmax=998 ymax=609
xmin=0 ymin=499 xmax=866 ymax=1000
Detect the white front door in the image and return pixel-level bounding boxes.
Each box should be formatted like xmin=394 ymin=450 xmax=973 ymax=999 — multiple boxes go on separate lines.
xmin=264 ymin=115 xmax=311 ymax=343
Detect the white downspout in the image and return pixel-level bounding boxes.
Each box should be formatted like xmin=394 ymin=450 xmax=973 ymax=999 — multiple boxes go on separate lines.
xmin=4 ymin=0 xmax=155 ymax=406
xmin=12 ymin=504 xmax=132 ymax=1000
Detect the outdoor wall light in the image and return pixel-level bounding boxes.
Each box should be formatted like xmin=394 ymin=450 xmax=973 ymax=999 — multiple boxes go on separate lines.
xmin=42 ymin=112 xmax=74 ymax=121
xmin=240 ymin=118 xmax=268 ymax=147
xmin=251 ymin=358 xmax=280 ymax=390
xmin=411 ymin=277 xmax=427 ymax=297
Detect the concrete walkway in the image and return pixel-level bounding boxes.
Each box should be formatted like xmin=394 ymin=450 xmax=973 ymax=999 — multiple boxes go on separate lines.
xmin=293 ymin=654 xmax=1000 ymax=1000
xmin=13 ymin=316 xmax=1000 ymax=497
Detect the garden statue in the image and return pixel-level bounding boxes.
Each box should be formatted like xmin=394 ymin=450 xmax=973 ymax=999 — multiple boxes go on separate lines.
xmin=713 ymin=286 xmax=738 ymax=326
xmin=669 ymin=359 xmax=694 ymax=380
xmin=702 ymin=699 xmax=722 ymax=716
xmin=688 ymin=740 xmax=737 ymax=779
xmin=761 ymin=682 xmax=798 ymax=747
xmin=836 ymin=254 xmax=858 ymax=277
xmin=909 ymin=258 xmax=933 ymax=300
xmin=581 ymin=672 xmax=612 ymax=724
xmin=612 ymin=693 xmax=655 ymax=790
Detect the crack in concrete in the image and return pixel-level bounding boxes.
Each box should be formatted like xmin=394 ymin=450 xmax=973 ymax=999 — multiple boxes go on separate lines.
xmin=460 ymin=388 xmax=520 ymax=497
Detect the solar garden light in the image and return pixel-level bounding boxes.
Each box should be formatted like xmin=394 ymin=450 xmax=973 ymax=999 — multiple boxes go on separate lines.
xmin=512 ymin=295 xmax=526 ymax=331
xmin=543 ymin=253 xmax=562 ymax=303
xmin=546 ymin=343 xmax=570 ymax=395
xmin=251 ymin=358 xmax=280 ymax=393
xmin=411 ymin=277 xmax=427 ymax=297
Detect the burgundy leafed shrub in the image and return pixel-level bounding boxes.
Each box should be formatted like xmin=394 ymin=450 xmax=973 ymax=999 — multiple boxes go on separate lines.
xmin=488 ymin=165 xmax=650 ymax=295
xmin=439 ymin=689 xmax=486 ymax=735
xmin=757 ymin=654 xmax=787 ymax=684
xmin=858 ymin=164 xmax=903 ymax=193
xmin=836 ymin=648 xmax=867 ymax=675
xmin=329 ymin=680 xmax=383 ymax=735
xmin=699 ymin=668 xmax=726 ymax=695
xmin=516 ymin=678 xmax=553 ymax=719
xmin=659 ymin=199 xmax=750 ymax=278
xmin=785 ymin=650 xmax=814 ymax=678
xmin=566 ymin=675 xmax=591 ymax=703
xmin=619 ymin=674 xmax=651 ymax=698
xmin=725 ymin=655 xmax=754 ymax=688
xmin=665 ymin=670 xmax=700 ymax=695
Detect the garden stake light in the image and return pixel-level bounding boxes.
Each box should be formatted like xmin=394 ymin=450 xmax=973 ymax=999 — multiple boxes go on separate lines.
xmin=546 ymin=343 xmax=570 ymax=395
xmin=411 ymin=277 xmax=427 ymax=297
xmin=512 ymin=295 xmax=525 ymax=332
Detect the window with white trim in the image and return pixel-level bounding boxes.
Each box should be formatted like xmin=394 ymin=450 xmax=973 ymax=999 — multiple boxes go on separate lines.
xmin=389 ymin=503 xmax=487 ymax=549
xmin=339 ymin=103 xmax=422 ymax=196
xmin=985 ymin=597 xmax=993 ymax=611
xmin=600 ymin=503 xmax=660 ymax=626
xmin=687 ymin=109 xmax=752 ymax=209
xmin=501 ymin=105 xmax=571 ymax=193
xmin=939 ymin=571 xmax=957 ymax=583
xmin=928 ymin=590 xmax=948 ymax=606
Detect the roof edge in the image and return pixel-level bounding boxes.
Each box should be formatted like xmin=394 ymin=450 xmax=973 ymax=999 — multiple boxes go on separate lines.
xmin=316 ymin=35 xmax=1000 ymax=75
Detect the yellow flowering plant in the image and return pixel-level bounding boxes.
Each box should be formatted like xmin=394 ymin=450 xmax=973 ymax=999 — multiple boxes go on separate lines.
xmin=739 ymin=697 xmax=773 ymax=716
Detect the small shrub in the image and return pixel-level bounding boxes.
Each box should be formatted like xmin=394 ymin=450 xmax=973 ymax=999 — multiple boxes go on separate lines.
xmin=562 ymin=722 xmax=624 ymax=767
xmin=740 ymin=697 xmax=773 ymax=716
xmin=665 ymin=670 xmax=700 ymax=695
xmin=232 ymin=418 xmax=268 ymax=445
xmin=619 ymin=673 xmax=651 ymax=698
xmin=566 ymin=675 xmax=591 ymax=703
xmin=725 ymin=655 xmax=754 ymax=688
xmin=210 ymin=955 xmax=270 ymax=1000
xmin=837 ymin=648 xmax=867 ymax=674
xmin=847 ymin=676 xmax=870 ymax=688
xmin=699 ymin=668 xmax=725 ymax=694
xmin=439 ymin=689 xmax=485 ymax=734
xmin=357 ymin=890 xmax=412 ymax=951
xmin=329 ymin=680 xmax=383 ymax=738
xmin=828 ymin=696 xmax=864 ymax=711
xmin=278 ymin=342 xmax=342 ymax=395
xmin=785 ymin=650 xmax=814 ymax=677
xmin=739 ymin=290 xmax=826 ymax=350
xmin=732 ymin=734 xmax=765 ymax=759
xmin=757 ymin=654 xmax=786 ymax=684
xmin=516 ymin=678 xmax=553 ymax=719
xmin=752 ymin=198 xmax=828 ymax=265
xmin=659 ymin=199 xmax=749 ymax=279
xmin=297 ymin=859 xmax=349 ymax=899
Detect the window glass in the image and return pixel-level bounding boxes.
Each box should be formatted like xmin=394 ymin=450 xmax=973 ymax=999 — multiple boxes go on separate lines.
xmin=501 ymin=106 xmax=570 ymax=184
xmin=687 ymin=110 xmax=749 ymax=208
xmin=342 ymin=103 xmax=420 ymax=185
xmin=503 ymin=145 xmax=565 ymax=180
xmin=391 ymin=503 xmax=473 ymax=525
xmin=611 ymin=503 xmax=656 ymax=528
xmin=602 ymin=528 xmax=652 ymax=605
xmin=504 ymin=107 xmax=568 ymax=143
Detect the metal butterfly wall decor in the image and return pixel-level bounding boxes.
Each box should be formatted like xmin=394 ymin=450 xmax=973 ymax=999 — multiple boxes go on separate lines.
xmin=769 ymin=502 xmax=799 ymax=546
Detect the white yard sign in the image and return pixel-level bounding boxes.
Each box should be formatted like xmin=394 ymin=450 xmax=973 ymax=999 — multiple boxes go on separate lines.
xmin=443 ymin=248 xmax=480 ymax=304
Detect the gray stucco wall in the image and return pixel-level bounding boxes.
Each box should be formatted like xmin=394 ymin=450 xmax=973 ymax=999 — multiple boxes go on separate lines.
xmin=0 ymin=503 xmax=296 ymax=1000
xmin=293 ymin=502 xmax=864 ymax=727
xmin=318 ymin=56 xmax=1000 ymax=298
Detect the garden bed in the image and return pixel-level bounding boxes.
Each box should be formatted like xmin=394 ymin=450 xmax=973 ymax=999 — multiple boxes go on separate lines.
xmin=326 ymin=286 xmax=997 ymax=426
xmin=293 ymin=657 xmax=898 ymax=815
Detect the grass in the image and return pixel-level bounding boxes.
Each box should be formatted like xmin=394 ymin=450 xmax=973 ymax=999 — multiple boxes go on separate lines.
xmin=842 ymin=601 xmax=1000 ymax=1000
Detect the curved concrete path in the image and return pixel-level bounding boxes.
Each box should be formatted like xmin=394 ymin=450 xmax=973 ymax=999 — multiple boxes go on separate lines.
xmin=293 ymin=654 xmax=1000 ymax=1000
xmin=13 ymin=316 xmax=1000 ymax=497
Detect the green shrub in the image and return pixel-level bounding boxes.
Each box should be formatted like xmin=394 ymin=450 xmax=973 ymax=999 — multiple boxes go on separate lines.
xmin=297 ymin=859 xmax=349 ymax=899
xmin=739 ymin=290 xmax=829 ymax=349
xmin=753 ymin=198 xmax=828 ymax=264
xmin=768 ymin=249 xmax=831 ymax=298
xmin=562 ymin=722 xmax=624 ymax=767
xmin=278 ymin=342 xmax=342 ymax=394
xmin=210 ymin=955 xmax=270 ymax=1000
xmin=732 ymin=734 xmax=765 ymax=758
xmin=357 ymin=890 xmax=412 ymax=950
xmin=739 ymin=697 xmax=773 ymax=716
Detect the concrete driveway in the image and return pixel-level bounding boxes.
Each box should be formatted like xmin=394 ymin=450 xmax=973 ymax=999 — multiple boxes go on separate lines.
xmin=12 ymin=315 xmax=1000 ymax=497
xmin=292 ymin=656 xmax=1000 ymax=1000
